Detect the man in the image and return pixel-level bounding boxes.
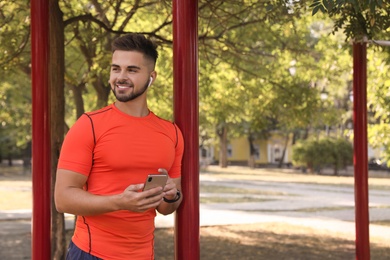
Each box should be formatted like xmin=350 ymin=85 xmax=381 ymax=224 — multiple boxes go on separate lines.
xmin=55 ymin=33 xmax=184 ymax=260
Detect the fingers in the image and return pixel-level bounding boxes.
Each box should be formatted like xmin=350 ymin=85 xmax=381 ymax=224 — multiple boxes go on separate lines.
xmin=156 ymin=168 xmax=173 ymax=187
xmin=161 ymin=180 xmax=177 ymax=200
xmin=125 ymin=183 xmax=145 ymax=192
xmin=137 ymin=193 xmax=164 ymax=212
xmin=124 ymin=184 xmax=164 ymax=199
xmin=157 ymin=168 xmax=175 ymax=192
xmin=143 ymin=186 xmax=164 ymax=198
xmin=158 ymin=168 xmax=168 ymax=175
xmin=121 ymin=185 xmax=165 ymax=212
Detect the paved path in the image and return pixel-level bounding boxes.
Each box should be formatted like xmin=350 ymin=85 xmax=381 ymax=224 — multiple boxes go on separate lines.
xmin=156 ymin=169 xmax=390 ymax=243
xmin=1 ymin=166 xmax=390 ymax=244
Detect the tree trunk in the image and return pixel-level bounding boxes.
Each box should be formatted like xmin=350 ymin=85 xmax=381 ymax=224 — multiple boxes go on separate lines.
xmin=7 ymin=154 xmax=12 ymax=166
xmin=93 ymin=76 xmax=111 ymax=109
xmin=278 ymin=134 xmax=289 ymax=168
xmin=217 ymin=125 xmax=228 ymax=168
xmin=248 ymin=155 xmax=256 ymax=169
xmin=248 ymin=134 xmax=256 ymax=169
xmin=49 ymin=1 xmax=66 ymax=259
xmin=292 ymin=131 xmax=298 ymax=145
xmin=334 ymin=164 xmax=339 ymax=176
xmin=70 ymin=83 xmax=86 ymax=119
xmin=303 ymin=127 xmax=309 ymax=140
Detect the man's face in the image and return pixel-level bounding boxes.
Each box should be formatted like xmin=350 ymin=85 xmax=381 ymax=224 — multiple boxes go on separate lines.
xmin=109 ymin=50 xmax=155 ymax=102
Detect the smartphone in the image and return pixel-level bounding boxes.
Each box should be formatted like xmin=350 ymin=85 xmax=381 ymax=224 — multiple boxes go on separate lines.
xmin=142 ymin=174 xmax=168 ymax=192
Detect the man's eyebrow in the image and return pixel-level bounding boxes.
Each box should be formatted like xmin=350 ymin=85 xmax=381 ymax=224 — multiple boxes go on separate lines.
xmin=127 ymin=65 xmax=141 ymax=70
xmin=110 ymin=64 xmax=141 ymax=70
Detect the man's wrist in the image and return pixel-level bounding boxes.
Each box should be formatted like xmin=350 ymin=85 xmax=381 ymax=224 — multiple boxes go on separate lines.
xmin=163 ymin=189 xmax=181 ymax=203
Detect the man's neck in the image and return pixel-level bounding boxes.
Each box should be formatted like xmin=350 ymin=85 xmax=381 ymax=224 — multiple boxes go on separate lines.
xmin=114 ymin=100 xmax=149 ymax=117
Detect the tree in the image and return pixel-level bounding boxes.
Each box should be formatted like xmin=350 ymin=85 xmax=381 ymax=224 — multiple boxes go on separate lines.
xmin=49 ymin=0 xmax=66 ymax=258
xmin=199 ymin=62 xmax=247 ymax=168
xmin=0 ymin=0 xmax=32 ymax=164
xmin=311 ymin=0 xmax=390 ymax=41
xmin=0 ymin=0 xmax=30 ymax=70
xmin=198 ymin=1 xmax=318 ymax=168
xmin=60 ymin=0 xmax=174 ymax=120
xmin=203 ymin=9 xmax=353 ymax=168
xmin=3 ymin=1 xmax=387 ymax=257
xmin=0 ymin=75 xmax=31 ymax=164
xmin=366 ymin=47 xmax=390 ymax=164
xmin=292 ymin=137 xmax=353 ymax=175
xmin=311 ymin=0 xmax=390 ymax=165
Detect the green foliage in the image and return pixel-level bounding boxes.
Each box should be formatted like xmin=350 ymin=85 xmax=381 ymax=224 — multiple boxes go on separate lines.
xmin=0 ymin=0 xmax=31 ymax=160
xmin=52 ymin=0 xmax=177 ymax=126
xmin=147 ymin=45 xmax=175 ymax=121
xmin=0 ymin=73 xmax=31 ymax=160
xmin=198 ymin=3 xmax=338 ymax=144
xmin=310 ymin=0 xmax=390 ymax=41
xmin=0 ymin=0 xmax=389 ymax=166
xmin=292 ymin=137 xmax=353 ymax=174
xmin=0 ymin=0 xmax=30 ymax=70
xmin=310 ymin=0 xmax=390 ymax=165
xmin=366 ymin=48 xmax=390 ymax=165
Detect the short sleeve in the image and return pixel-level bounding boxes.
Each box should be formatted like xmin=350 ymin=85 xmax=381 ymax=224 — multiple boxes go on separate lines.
xmin=168 ymin=124 xmax=184 ymax=178
xmin=57 ymin=114 xmax=95 ymax=176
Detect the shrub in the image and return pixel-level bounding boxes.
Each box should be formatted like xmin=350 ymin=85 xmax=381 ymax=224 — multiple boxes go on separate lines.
xmin=292 ymin=137 xmax=353 ymax=175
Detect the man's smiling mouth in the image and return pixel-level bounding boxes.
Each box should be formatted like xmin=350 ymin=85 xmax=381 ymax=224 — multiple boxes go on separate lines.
xmin=116 ymin=84 xmax=132 ymax=89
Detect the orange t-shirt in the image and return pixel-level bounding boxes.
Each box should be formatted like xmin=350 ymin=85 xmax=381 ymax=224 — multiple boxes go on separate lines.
xmin=57 ymin=104 xmax=184 ymax=259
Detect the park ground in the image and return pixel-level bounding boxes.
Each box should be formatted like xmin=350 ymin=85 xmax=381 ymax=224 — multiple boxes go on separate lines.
xmin=0 ymin=163 xmax=390 ymax=259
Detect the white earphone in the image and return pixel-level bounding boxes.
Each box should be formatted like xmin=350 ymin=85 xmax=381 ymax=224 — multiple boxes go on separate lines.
xmin=148 ymin=77 xmax=153 ymax=87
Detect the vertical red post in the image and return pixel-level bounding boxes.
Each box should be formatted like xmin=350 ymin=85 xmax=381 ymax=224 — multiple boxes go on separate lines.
xmin=173 ymin=0 xmax=200 ymax=259
xmin=353 ymin=42 xmax=370 ymax=260
xmin=30 ymin=0 xmax=51 ymax=259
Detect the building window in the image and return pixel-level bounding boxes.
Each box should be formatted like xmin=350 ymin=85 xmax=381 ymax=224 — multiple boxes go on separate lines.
xmin=227 ymin=144 xmax=233 ymax=158
xmin=274 ymin=147 xmax=281 ymax=162
xmin=254 ymin=145 xmax=260 ymax=160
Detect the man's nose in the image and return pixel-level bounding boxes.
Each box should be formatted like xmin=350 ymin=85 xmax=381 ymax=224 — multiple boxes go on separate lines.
xmin=118 ymin=70 xmax=128 ymax=80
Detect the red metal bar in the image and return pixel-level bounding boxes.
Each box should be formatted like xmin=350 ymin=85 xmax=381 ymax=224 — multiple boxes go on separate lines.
xmin=30 ymin=0 xmax=51 ymax=259
xmin=173 ymin=0 xmax=200 ymax=259
xmin=353 ymin=42 xmax=370 ymax=260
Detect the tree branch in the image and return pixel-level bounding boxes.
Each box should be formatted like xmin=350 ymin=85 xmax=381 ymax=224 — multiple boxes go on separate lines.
xmin=64 ymin=13 xmax=172 ymax=44
xmin=0 ymin=30 xmax=30 ymax=68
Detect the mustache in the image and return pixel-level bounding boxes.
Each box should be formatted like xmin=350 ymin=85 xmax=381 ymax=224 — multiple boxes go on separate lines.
xmin=115 ymin=80 xmax=133 ymax=86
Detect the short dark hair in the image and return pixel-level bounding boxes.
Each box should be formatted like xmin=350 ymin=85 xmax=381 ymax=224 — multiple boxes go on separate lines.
xmin=111 ymin=33 xmax=158 ymax=65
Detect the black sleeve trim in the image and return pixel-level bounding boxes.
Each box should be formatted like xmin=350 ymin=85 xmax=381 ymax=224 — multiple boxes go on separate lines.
xmin=173 ymin=122 xmax=178 ymax=148
xmin=83 ymin=113 xmax=96 ymax=169
xmin=84 ymin=113 xmax=96 ymax=145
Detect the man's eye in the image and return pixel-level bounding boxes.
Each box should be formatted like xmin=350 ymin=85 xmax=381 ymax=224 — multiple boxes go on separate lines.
xmin=111 ymin=67 xmax=119 ymax=72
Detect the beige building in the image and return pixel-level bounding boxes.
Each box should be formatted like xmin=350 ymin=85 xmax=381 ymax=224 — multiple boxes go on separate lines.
xmin=207 ymin=133 xmax=293 ymax=167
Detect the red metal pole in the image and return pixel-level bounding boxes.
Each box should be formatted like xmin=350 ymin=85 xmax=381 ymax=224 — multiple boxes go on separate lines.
xmin=353 ymin=42 xmax=370 ymax=260
xmin=30 ymin=0 xmax=51 ymax=259
xmin=173 ymin=0 xmax=200 ymax=259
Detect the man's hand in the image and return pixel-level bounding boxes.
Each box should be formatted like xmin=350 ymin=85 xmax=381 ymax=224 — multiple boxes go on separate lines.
xmin=118 ymin=183 xmax=165 ymax=212
xmin=156 ymin=168 xmax=182 ymax=215
xmin=55 ymin=169 xmax=168 ymax=216
xmin=158 ymin=168 xmax=178 ymax=200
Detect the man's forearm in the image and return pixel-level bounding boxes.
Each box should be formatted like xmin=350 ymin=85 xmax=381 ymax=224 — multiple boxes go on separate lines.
xmin=55 ymin=187 xmax=121 ymax=216
xmin=156 ymin=193 xmax=183 ymax=215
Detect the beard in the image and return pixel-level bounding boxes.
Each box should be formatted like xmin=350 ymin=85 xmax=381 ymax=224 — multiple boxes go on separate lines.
xmin=111 ymin=79 xmax=149 ymax=102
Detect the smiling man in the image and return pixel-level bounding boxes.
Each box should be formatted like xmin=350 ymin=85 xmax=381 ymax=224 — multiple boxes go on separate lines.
xmin=54 ymin=33 xmax=184 ymax=260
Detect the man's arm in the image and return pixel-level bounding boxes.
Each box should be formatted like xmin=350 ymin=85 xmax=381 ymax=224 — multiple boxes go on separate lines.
xmin=156 ymin=175 xmax=182 ymax=215
xmin=54 ymin=169 xmax=165 ymax=216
